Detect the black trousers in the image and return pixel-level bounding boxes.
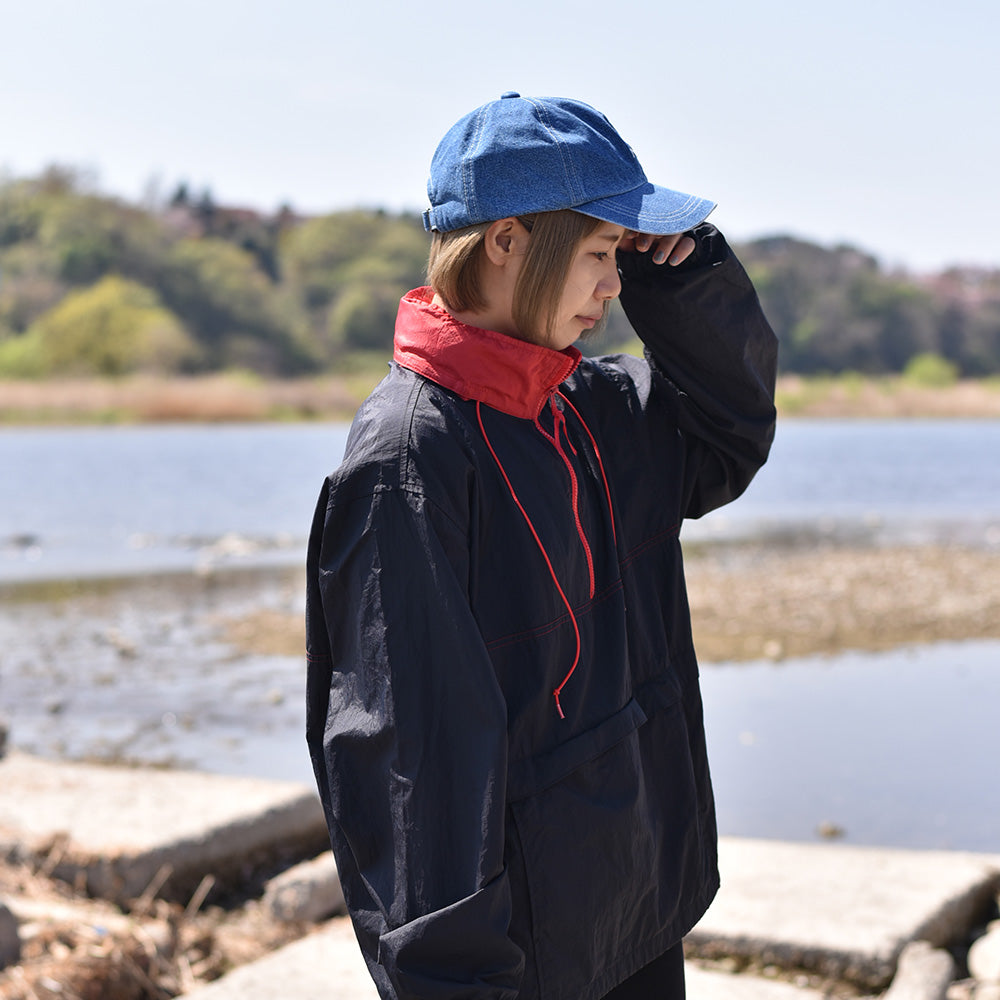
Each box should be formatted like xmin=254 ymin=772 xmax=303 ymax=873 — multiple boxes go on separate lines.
xmin=601 ymin=944 xmax=686 ymax=1000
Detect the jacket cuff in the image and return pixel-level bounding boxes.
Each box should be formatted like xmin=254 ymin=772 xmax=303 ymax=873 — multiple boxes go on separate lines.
xmin=378 ymin=872 xmax=524 ymax=1000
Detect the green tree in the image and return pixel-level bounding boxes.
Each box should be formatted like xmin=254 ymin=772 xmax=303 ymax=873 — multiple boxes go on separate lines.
xmin=0 ymin=275 xmax=198 ymax=376
xmin=849 ymin=274 xmax=939 ymax=372
xmin=0 ymin=242 xmax=67 ymax=336
xmin=280 ymin=211 xmax=428 ymax=360
xmin=742 ymin=237 xmax=884 ymax=373
xmin=327 ymin=281 xmax=402 ymax=352
xmin=159 ymin=238 xmax=310 ymax=372
xmin=3 ymin=168 xmax=1000 ymax=380
xmin=41 ymin=194 xmax=167 ymax=286
xmin=0 ymin=180 xmax=46 ymax=247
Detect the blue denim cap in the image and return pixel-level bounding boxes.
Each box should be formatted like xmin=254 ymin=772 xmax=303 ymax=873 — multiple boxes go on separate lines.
xmin=423 ymin=92 xmax=715 ymax=235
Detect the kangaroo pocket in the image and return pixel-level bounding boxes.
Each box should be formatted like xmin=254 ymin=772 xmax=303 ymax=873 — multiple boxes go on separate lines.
xmin=507 ymin=692 xmax=702 ymax=1000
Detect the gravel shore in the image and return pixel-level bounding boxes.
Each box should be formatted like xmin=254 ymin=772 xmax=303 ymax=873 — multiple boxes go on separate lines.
xmin=684 ymin=541 xmax=1000 ymax=662
xmin=3 ymin=538 xmax=998 ymax=780
xmin=208 ymin=540 xmax=1000 ymax=665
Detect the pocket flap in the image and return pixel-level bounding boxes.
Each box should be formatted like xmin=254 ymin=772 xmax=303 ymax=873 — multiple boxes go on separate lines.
xmin=507 ymin=698 xmax=647 ymax=803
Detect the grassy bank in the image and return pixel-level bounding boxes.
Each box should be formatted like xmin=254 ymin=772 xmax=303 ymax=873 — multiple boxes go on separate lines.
xmin=775 ymin=372 xmax=1000 ymax=418
xmin=2 ymin=370 xmax=1000 ymax=424
xmin=0 ymin=373 xmax=373 ymax=424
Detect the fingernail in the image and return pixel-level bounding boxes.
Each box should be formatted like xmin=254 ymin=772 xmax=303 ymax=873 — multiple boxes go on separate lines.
xmin=653 ymin=250 xmax=667 ymax=264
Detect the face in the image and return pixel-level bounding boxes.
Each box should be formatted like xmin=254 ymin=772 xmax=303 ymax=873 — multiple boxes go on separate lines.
xmin=546 ymin=223 xmax=625 ymax=350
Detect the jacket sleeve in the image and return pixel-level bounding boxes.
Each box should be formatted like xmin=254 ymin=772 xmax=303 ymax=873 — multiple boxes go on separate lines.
xmin=616 ymin=223 xmax=778 ymax=519
xmin=306 ymin=471 xmax=524 ymax=1000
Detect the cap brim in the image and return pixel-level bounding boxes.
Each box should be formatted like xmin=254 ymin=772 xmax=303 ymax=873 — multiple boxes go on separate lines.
xmin=575 ymin=182 xmax=715 ymax=235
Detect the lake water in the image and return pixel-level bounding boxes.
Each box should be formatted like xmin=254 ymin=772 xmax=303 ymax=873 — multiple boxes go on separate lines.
xmin=3 ymin=419 xmax=1000 ymax=582
xmin=2 ymin=419 xmax=999 ymax=852
xmin=701 ymin=641 xmax=1000 ymax=851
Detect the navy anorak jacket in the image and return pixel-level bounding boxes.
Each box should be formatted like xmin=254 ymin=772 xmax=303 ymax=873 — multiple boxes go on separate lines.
xmin=306 ymin=225 xmax=778 ymax=1000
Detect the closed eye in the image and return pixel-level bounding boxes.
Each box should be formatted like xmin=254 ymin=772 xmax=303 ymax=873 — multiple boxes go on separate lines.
xmin=593 ymin=252 xmax=611 ymax=262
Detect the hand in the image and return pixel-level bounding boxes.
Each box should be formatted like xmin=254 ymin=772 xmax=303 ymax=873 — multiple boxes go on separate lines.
xmin=618 ymin=230 xmax=696 ymax=266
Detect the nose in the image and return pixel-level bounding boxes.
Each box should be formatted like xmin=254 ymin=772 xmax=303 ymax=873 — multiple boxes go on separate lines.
xmin=597 ymin=260 xmax=621 ymax=300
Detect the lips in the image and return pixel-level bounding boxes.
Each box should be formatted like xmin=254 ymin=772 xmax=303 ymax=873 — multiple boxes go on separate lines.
xmin=578 ymin=315 xmax=602 ymax=328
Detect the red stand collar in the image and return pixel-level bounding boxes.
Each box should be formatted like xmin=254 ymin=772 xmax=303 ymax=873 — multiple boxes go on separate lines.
xmin=393 ymin=287 xmax=581 ymax=420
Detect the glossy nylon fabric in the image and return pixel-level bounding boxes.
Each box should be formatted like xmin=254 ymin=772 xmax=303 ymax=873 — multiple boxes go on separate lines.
xmin=306 ymin=225 xmax=778 ymax=1000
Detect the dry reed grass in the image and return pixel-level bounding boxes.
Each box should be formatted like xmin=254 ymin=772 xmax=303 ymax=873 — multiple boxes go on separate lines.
xmin=0 ymin=855 xmax=304 ymax=1000
xmin=2 ymin=373 xmax=1000 ymax=424
xmin=776 ymin=375 xmax=1000 ymax=419
xmin=0 ymin=375 xmax=373 ymax=424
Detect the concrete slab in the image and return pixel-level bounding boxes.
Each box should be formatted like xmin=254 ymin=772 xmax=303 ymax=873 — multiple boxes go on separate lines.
xmin=5 ymin=751 xmax=997 ymax=997
xmin=178 ymin=918 xmax=828 ymax=1000
xmin=689 ymin=837 xmax=1000 ymax=990
xmin=180 ymin=918 xmax=376 ymax=1000
xmin=0 ymin=752 xmax=329 ymax=904
xmin=262 ymin=850 xmax=346 ymax=923
xmin=685 ymin=965 xmax=828 ymax=1000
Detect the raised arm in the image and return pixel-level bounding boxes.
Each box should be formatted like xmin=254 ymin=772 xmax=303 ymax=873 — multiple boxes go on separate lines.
xmin=616 ymin=223 xmax=779 ymax=518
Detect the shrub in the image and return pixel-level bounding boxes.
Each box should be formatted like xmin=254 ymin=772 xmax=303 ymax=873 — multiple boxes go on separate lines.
xmin=0 ymin=275 xmax=199 ymax=376
xmin=902 ymin=352 xmax=959 ymax=388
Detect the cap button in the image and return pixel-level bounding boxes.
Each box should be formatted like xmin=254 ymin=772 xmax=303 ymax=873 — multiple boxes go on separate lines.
xmin=500 ymin=91 xmax=520 ymax=99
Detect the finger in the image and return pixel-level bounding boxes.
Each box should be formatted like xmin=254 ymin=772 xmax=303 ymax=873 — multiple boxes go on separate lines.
xmin=664 ymin=235 xmax=696 ymax=266
xmin=618 ymin=230 xmax=639 ymax=253
xmin=650 ymin=234 xmax=683 ymax=264
xmin=622 ymin=231 xmax=675 ymax=256
xmin=635 ymin=233 xmax=656 ymax=253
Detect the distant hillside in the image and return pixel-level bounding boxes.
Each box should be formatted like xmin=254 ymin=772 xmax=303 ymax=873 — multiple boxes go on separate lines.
xmin=2 ymin=168 xmax=998 ymax=378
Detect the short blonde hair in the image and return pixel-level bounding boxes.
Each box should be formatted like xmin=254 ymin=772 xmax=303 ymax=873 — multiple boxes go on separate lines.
xmin=427 ymin=210 xmax=606 ymax=344
xmin=426 ymin=222 xmax=492 ymax=316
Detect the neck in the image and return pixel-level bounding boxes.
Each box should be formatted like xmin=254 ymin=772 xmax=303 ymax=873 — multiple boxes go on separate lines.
xmin=431 ymin=292 xmax=526 ymax=342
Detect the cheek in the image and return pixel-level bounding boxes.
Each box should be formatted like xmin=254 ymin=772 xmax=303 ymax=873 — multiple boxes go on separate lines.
xmin=560 ymin=271 xmax=593 ymax=307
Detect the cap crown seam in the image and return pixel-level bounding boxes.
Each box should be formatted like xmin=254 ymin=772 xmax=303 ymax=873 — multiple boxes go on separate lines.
xmin=526 ymin=97 xmax=582 ymax=205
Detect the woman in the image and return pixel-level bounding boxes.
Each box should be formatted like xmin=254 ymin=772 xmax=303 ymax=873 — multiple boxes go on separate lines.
xmin=306 ymin=93 xmax=777 ymax=1000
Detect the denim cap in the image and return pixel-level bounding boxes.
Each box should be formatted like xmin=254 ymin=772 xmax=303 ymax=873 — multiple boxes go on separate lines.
xmin=422 ymin=92 xmax=715 ymax=235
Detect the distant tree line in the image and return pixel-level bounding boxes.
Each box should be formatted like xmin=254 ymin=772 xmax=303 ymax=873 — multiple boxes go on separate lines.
xmin=1 ymin=168 xmax=998 ymax=378
xmin=741 ymin=237 xmax=1000 ymax=377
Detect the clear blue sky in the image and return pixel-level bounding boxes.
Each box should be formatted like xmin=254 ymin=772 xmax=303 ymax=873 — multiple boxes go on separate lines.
xmin=2 ymin=0 xmax=996 ymax=272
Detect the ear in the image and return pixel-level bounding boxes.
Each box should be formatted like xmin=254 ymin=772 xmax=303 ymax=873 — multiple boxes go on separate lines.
xmin=482 ymin=217 xmax=531 ymax=266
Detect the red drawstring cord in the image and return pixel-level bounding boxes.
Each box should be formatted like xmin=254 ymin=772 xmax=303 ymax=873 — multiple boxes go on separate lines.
xmin=476 ymin=396 xmax=618 ymax=719
xmin=533 ymin=398 xmax=596 ymax=599
xmin=477 ymin=401 xmax=580 ymax=719
xmin=556 ymin=391 xmax=617 ymax=549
